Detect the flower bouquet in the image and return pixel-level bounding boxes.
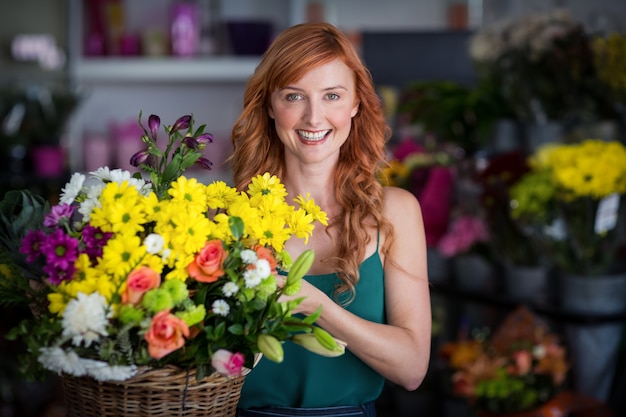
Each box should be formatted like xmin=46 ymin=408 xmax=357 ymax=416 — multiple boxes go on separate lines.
xmin=439 ymin=306 xmax=569 ymax=415
xmin=469 ymin=9 xmax=617 ymax=124
xmin=509 ymin=139 xmax=626 ymax=277
xmin=0 ymin=114 xmax=343 ymax=416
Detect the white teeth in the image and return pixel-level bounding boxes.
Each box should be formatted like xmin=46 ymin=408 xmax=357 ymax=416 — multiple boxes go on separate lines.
xmin=298 ymin=130 xmax=329 ymax=141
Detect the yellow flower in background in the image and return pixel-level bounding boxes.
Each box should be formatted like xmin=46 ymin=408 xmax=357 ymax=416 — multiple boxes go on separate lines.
xmin=510 ymin=139 xmax=626 ymax=276
xmin=379 ymin=159 xmax=411 ymax=187
xmin=537 ymin=139 xmax=626 ymax=199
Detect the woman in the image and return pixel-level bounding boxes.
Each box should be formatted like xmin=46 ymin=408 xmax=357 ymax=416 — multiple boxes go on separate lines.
xmin=231 ymin=22 xmax=431 ymax=417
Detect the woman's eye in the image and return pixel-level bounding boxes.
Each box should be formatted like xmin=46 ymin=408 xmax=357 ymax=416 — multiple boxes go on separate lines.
xmin=327 ymin=93 xmax=339 ymax=100
xmin=286 ymin=93 xmax=301 ymax=101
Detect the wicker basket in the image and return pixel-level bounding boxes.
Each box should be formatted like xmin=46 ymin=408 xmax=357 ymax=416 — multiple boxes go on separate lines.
xmin=61 ymin=366 xmax=246 ymax=417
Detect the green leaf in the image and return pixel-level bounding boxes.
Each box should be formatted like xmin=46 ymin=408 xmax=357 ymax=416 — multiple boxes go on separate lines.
xmin=302 ymin=305 xmax=322 ymax=324
xmin=229 ymin=217 xmax=244 ymax=240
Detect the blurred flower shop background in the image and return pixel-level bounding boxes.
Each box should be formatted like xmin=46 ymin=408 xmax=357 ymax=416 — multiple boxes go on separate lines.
xmin=2 ymin=1 xmax=626 ymax=417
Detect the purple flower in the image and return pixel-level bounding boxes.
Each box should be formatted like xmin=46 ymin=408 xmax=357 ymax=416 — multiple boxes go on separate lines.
xmin=195 ymin=157 xmax=213 ymax=170
xmin=40 ymin=228 xmax=79 ymax=272
xmin=82 ymin=225 xmax=113 ymax=259
xmin=43 ymin=204 xmax=76 ymax=228
xmin=183 ymin=136 xmax=199 ymax=150
xmin=195 ymin=133 xmax=214 ymax=145
xmin=20 ymin=230 xmax=46 ymax=263
xmin=437 ymin=215 xmax=490 ymax=258
xmin=148 ymin=114 xmax=160 ymax=140
xmin=170 ymin=115 xmax=191 ymax=133
xmin=130 ymin=148 xmax=150 ymax=167
xmin=43 ymin=262 xmax=75 ymax=285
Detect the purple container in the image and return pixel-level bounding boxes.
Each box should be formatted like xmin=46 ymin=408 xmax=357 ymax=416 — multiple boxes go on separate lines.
xmin=170 ymin=1 xmax=201 ymax=57
xmin=226 ymin=21 xmax=273 ymax=56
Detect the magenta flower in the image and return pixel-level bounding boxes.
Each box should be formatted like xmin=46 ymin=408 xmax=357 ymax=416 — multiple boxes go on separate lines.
xmin=43 ymin=204 xmax=76 ymax=228
xmin=41 ymin=228 xmax=79 ymax=272
xmin=211 ymin=349 xmax=245 ymax=377
xmin=19 ymin=229 xmax=46 ymax=263
xmin=82 ymin=225 xmax=113 ymax=259
xmin=43 ymin=262 xmax=75 ymax=285
xmin=438 ymin=215 xmax=490 ymax=258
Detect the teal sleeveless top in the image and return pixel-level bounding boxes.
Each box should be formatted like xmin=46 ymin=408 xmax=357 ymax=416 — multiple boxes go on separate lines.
xmin=238 ymin=244 xmax=386 ymax=409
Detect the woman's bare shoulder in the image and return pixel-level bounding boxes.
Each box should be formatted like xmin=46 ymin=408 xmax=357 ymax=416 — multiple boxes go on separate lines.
xmin=382 ymin=186 xmax=422 ymax=217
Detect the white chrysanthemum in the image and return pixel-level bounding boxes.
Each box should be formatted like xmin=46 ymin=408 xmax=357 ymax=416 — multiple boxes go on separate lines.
xmin=130 ymin=178 xmax=153 ymax=196
xmin=222 ymin=282 xmax=239 ymax=297
xmin=243 ymin=268 xmax=263 ymax=288
xmin=240 ymin=249 xmax=258 ymax=264
xmin=78 ymin=183 xmax=105 ymax=221
xmin=212 ymin=299 xmax=230 ymax=316
xmin=59 ymin=173 xmax=86 ymax=205
xmin=82 ymin=358 xmax=137 ymax=381
xmin=254 ymin=259 xmax=271 ymax=279
xmin=161 ymin=248 xmax=172 ymax=263
xmin=62 ymin=292 xmax=111 ymax=347
xmin=38 ymin=347 xmax=87 ymax=377
xmin=89 ymin=166 xmax=112 ymax=181
xmin=144 ymin=233 xmax=165 ymax=254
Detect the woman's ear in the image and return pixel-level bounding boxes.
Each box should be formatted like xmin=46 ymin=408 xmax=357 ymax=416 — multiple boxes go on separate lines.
xmin=268 ymin=106 xmax=275 ymax=119
xmin=351 ymin=100 xmax=360 ymax=118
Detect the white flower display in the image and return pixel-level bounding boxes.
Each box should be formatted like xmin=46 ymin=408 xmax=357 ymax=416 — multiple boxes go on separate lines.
xmin=62 ymin=292 xmax=111 ymax=347
xmin=222 ymin=281 xmax=240 ymax=297
xmin=38 ymin=347 xmax=87 ymax=376
xmin=212 ymin=299 xmax=230 ymax=316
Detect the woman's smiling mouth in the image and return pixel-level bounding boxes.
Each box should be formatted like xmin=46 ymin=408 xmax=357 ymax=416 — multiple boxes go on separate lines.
xmin=297 ymin=129 xmax=330 ymax=142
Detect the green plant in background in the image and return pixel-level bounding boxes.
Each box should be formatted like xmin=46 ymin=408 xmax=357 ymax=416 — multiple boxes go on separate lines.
xmin=510 ymin=139 xmax=626 ymax=276
xmin=398 ymin=80 xmax=513 ymax=155
xmin=0 ymin=85 xmax=81 ymax=147
xmin=0 ymin=190 xmax=50 ymax=308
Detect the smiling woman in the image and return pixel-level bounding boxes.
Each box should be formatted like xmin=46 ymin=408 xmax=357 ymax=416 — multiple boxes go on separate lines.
xmin=230 ymin=22 xmax=432 ymax=417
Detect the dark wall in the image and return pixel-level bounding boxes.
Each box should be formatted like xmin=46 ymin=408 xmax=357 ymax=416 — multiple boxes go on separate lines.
xmin=362 ymin=30 xmax=477 ymax=90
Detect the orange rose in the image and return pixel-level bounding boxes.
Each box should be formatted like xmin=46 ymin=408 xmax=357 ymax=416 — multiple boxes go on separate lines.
xmin=144 ymin=310 xmax=190 ymax=359
xmin=254 ymin=245 xmax=277 ymax=274
xmin=188 ymin=239 xmax=226 ymax=283
xmin=122 ymin=266 xmax=161 ymax=305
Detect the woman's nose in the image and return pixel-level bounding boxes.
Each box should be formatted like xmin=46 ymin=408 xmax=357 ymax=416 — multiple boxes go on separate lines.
xmin=302 ymin=100 xmax=323 ymax=126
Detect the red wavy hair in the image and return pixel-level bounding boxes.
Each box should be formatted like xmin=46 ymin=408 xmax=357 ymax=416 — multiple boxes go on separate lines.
xmin=230 ymin=22 xmax=393 ymax=301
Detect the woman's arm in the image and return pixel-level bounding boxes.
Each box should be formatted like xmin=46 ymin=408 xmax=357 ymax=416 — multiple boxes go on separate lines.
xmin=293 ymin=187 xmax=432 ymax=391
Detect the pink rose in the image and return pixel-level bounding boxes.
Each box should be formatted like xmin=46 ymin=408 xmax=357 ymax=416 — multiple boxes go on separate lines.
xmin=145 ymin=310 xmax=190 ymax=359
xmin=211 ymin=349 xmax=245 ymax=377
xmin=509 ymin=350 xmax=532 ymax=375
xmin=122 ymin=266 xmax=161 ymax=305
xmin=188 ymin=239 xmax=226 ymax=283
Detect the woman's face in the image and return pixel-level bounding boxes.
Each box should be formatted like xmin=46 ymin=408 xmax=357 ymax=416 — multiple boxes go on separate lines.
xmin=268 ymin=58 xmax=359 ymax=166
